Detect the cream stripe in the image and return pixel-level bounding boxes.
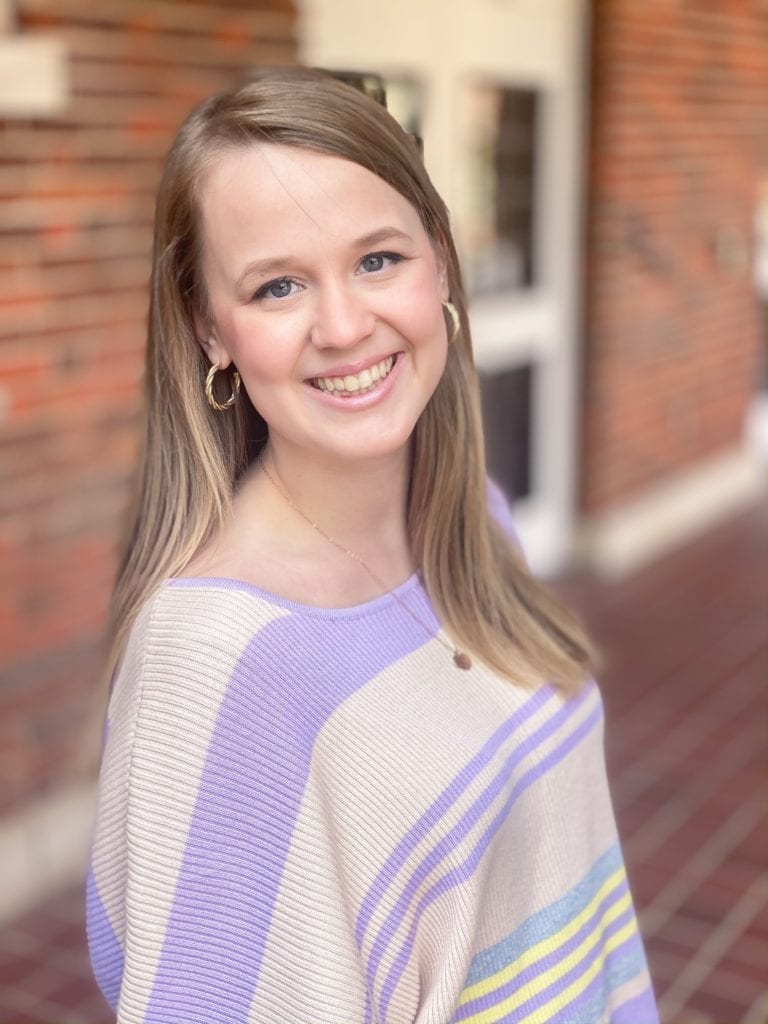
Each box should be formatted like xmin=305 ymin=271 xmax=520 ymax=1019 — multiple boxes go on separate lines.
xmin=92 ymin=586 xmax=289 ymax=1020
xmin=358 ymin=681 xmax=603 ymax=970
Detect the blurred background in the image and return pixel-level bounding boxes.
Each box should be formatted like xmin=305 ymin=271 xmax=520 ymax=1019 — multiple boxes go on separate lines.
xmin=0 ymin=0 xmax=766 ymax=1021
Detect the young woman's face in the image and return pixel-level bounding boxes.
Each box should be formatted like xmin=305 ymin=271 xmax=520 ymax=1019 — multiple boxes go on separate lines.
xmin=196 ymin=143 xmax=450 ymax=469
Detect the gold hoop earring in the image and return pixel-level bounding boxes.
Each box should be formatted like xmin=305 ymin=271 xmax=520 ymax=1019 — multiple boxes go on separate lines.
xmin=205 ymin=363 xmax=241 ymax=411
xmin=442 ymin=301 xmax=460 ymax=344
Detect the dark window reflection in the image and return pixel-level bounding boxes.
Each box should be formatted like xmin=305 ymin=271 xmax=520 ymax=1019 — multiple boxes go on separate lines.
xmin=464 ymin=85 xmax=537 ymax=293
xmin=480 ymin=363 xmax=533 ymax=500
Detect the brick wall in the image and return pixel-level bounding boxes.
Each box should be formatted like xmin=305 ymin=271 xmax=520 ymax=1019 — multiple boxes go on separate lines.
xmin=0 ymin=0 xmax=297 ymax=814
xmin=582 ymin=0 xmax=768 ymax=513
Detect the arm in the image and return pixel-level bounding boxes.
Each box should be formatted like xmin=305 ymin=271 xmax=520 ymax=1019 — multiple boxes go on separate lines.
xmin=88 ymin=585 xmax=370 ymax=1023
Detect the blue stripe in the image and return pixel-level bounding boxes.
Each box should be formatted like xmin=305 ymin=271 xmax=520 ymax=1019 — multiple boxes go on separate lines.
xmin=378 ymin=698 xmax=604 ymax=1021
xmin=517 ymin=932 xmax=655 ymax=1024
xmin=463 ymin=841 xmax=625 ymax=988
xmin=364 ymin=684 xmax=597 ymax=1000
xmin=453 ymin=928 xmax=651 ymax=1024
xmin=355 ymin=685 xmax=558 ymax=951
xmin=456 ymin=900 xmax=634 ymax=1021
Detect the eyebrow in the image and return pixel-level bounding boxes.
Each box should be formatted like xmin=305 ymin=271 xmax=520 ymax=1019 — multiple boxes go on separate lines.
xmin=235 ymin=226 xmax=415 ymax=289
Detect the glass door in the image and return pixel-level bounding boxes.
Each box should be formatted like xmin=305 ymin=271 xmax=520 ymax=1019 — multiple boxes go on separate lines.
xmin=299 ymin=0 xmax=587 ymax=574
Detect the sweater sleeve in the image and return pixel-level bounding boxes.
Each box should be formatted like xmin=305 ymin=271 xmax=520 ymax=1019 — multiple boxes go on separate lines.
xmin=88 ymin=578 xmax=659 ymax=1023
xmin=87 ymin=587 xmax=371 ymax=1023
xmin=486 ymin=476 xmax=526 ymax=558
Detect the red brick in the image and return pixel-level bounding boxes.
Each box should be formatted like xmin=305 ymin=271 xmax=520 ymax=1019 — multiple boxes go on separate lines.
xmin=1 ymin=0 xmax=298 ymax=808
xmin=686 ymin=987 xmax=757 ymax=1021
xmin=582 ymin=1 xmax=768 ymax=514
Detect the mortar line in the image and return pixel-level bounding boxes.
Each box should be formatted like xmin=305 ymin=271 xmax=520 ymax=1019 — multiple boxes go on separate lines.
xmin=638 ymin=793 xmax=766 ymax=936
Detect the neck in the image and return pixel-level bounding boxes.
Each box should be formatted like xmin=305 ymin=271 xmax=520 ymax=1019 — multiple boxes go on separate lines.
xmin=252 ymin=442 xmax=471 ymax=669
xmin=244 ymin=442 xmax=413 ymax=571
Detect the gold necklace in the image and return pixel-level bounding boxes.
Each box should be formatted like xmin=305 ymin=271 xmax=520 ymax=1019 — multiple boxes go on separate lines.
xmin=259 ymin=456 xmax=472 ymax=670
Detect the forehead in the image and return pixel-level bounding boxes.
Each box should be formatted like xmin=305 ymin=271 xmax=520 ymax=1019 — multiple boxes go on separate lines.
xmin=197 ymin=143 xmax=426 ymax=262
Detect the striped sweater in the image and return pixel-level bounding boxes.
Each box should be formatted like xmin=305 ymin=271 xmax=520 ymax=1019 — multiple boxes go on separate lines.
xmin=87 ymin=549 xmax=658 ymax=1023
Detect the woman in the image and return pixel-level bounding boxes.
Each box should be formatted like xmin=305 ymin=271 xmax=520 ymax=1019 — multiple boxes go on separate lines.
xmin=87 ymin=67 xmax=658 ymax=1023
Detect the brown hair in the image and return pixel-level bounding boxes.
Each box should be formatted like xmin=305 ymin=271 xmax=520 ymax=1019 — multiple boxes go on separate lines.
xmin=110 ymin=66 xmax=595 ymax=693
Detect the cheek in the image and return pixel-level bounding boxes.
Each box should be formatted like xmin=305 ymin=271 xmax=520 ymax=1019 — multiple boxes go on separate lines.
xmin=393 ymin=272 xmax=446 ymax=333
xmin=415 ymin=299 xmax=450 ymax=365
xmin=220 ymin=311 xmax=296 ymax=384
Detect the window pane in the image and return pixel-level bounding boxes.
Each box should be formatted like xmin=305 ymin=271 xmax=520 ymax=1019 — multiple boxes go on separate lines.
xmin=322 ymin=69 xmax=425 ymax=151
xmin=459 ymin=85 xmax=537 ymax=294
xmin=480 ymin=363 xmax=533 ymax=500
xmin=382 ymin=76 xmax=424 ymax=141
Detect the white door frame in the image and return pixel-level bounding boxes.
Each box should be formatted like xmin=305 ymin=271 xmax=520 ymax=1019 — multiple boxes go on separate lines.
xmin=298 ymin=0 xmax=588 ymax=576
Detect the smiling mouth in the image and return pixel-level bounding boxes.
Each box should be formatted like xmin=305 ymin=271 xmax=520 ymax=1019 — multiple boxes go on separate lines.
xmin=308 ymin=355 xmax=397 ymax=397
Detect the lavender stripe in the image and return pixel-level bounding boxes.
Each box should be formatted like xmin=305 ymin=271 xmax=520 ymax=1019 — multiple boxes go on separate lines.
xmin=169 ymin=572 xmax=421 ymax=618
xmin=455 ymin=895 xmax=633 ymax=1020
xmin=449 ymin=924 xmax=648 ymax=1024
xmin=510 ymin=908 xmax=639 ymax=1019
xmin=378 ymin=700 xmax=604 ymax=1021
xmin=355 ymin=685 xmax=558 ymax=950
xmin=508 ymin=929 xmax=652 ymax=1024
xmin=610 ymin=985 xmax=660 ymax=1024
xmin=145 ymin=604 xmax=431 ymax=1023
xmin=86 ymin=869 xmax=123 ymax=1010
xmin=364 ymin=685 xmax=596 ymax=997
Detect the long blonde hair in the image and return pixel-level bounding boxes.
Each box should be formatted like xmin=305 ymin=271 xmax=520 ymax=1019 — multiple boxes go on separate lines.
xmin=110 ymin=67 xmax=596 ymax=693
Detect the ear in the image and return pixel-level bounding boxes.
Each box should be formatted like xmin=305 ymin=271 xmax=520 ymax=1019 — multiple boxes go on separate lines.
xmin=439 ymin=268 xmax=450 ymax=303
xmin=194 ymin=312 xmax=232 ymax=370
xmin=434 ymin=244 xmax=450 ymax=302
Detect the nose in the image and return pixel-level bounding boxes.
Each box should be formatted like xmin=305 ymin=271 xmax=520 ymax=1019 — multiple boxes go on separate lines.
xmin=310 ymin=282 xmax=376 ymax=350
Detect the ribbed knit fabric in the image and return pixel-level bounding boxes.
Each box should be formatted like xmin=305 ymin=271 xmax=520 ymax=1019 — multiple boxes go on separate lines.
xmin=87 ymin=504 xmax=658 ymax=1023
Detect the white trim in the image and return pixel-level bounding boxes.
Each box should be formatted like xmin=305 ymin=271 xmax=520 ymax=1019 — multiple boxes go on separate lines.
xmin=471 ymin=291 xmax=558 ymax=370
xmin=0 ymin=782 xmax=96 ymax=923
xmin=298 ymin=0 xmax=588 ymax=578
xmin=0 ymin=35 xmax=68 ymax=117
xmin=531 ymin=0 xmax=590 ymax=576
xmin=575 ymin=447 xmax=767 ymax=580
xmin=746 ymin=391 xmax=768 ymax=464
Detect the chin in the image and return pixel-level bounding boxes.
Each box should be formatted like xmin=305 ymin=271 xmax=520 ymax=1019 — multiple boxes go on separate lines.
xmin=315 ymin=431 xmax=414 ymax=466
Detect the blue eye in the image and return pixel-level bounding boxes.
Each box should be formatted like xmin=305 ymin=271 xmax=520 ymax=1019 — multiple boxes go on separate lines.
xmin=359 ymin=251 xmax=404 ymax=274
xmin=253 ymin=277 xmax=297 ymax=301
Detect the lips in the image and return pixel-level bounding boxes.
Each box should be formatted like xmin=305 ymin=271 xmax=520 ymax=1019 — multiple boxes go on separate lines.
xmin=308 ymin=355 xmax=396 ymax=396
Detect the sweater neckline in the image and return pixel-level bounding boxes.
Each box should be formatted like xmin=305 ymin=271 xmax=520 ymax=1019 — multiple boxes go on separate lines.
xmin=165 ymin=570 xmax=424 ymax=620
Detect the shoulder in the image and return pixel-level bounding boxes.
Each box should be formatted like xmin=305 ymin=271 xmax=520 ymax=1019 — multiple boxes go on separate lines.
xmin=100 ymin=581 xmax=299 ymax=838
xmin=124 ymin=578 xmax=287 ymax=661
xmin=109 ymin=581 xmax=292 ymax=726
xmin=486 ymin=476 xmax=523 ymax=551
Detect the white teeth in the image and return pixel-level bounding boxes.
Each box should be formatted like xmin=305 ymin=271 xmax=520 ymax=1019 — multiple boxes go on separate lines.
xmin=312 ymin=355 xmax=397 ymax=395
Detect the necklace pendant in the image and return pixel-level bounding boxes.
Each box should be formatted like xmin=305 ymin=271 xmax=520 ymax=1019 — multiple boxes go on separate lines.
xmin=260 ymin=456 xmax=470 ymax=673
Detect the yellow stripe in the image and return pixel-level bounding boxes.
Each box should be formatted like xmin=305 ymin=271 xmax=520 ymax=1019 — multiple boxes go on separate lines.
xmin=459 ymin=866 xmax=626 ymax=1007
xmin=517 ymin=917 xmax=639 ymax=1024
xmin=460 ymin=891 xmax=634 ymax=1024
